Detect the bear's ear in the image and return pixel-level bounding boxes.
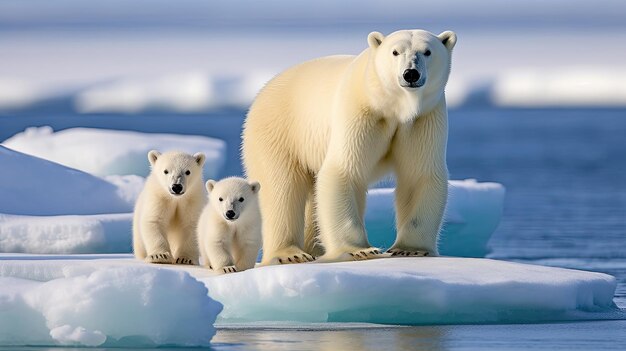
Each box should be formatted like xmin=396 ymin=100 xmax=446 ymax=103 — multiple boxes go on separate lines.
xmin=193 ymin=152 xmax=206 ymax=166
xmin=205 ymin=180 xmax=216 ymax=193
xmin=368 ymin=31 xmax=385 ymax=49
xmin=438 ymin=31 xmax=457 ymax=51
xmin=148 ymin=150 xmax=161 ymax=166
xmin=249 ymin=181 xmax=261 ymax=194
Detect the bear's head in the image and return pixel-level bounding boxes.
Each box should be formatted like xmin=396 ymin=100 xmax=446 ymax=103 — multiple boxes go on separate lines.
xmin=206 ymin=177 xmax=260 ymax=222
xmin=148 ymin=150 xmax=206 ymax=197
xmin=367 ymin=29 xmax=457 ymax=121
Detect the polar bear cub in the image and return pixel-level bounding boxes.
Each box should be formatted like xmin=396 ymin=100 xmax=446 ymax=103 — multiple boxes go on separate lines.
xmin=133 ymin=150 xmax=206 ymax=265
xmin=197 ymin=177 xmax=262 ymax=273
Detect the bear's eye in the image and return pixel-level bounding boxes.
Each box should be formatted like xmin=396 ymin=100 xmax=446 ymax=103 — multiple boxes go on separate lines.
xmin=218 ymin=197 xmax=223 ymax=202
xmin=424 ymin=49 xmax=431 ymax=57
xmin=164 ymin=170 xmax=169 ymax=174
xmin=239 ymin=197 xmax=244 ymax=202
xmin=185 ymin=170 xmax=191 ymax=175
xmin=392 ymin=50 xmax=399 ymax=56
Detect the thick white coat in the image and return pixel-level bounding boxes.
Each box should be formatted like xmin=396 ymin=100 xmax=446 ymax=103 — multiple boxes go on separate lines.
xmin=197 ymin=177 xmax=262 ymax=273
xmin=242 ymin=29 xmax=457 ymax=264
xmin=132 ymin=150 xmax=206 ymax=264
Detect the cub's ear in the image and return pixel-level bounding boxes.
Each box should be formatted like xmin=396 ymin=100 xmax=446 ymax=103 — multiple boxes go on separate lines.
xmin=438 ymin=31 xmax=457 ymax=51
xmin=205 ymin=180 xmax=216 ymax=193
xmin=193 ymin=152 xmax=206 ymax=166
xmin=368 ymin=31 xmax=385 ymax=49
xmin=148 ymin=150 xmax=161 ymax=166
xmin=249 ymin=181 xmax=261 ymax=193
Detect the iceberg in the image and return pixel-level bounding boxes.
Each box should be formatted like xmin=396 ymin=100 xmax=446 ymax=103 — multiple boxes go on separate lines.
xmin=0 ymin=256 xmax=221 ymax=347
xmin=0 ymin=146 xmax=134 ymax=216
xmin=2 ymin=126 xmax=226 ymax=178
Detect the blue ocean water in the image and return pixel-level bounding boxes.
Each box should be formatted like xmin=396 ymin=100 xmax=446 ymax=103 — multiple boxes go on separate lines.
xmin=1 ymin=107 xmax=625 ymax=349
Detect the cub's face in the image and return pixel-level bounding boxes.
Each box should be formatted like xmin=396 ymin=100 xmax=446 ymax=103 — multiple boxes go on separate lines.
xmin=368 ymin=29 xmax=456 ymax=117
xmin=148 ymin=150 xmax=206 ymax=197
xmin=206 ymin=177 xmax=260 ymax=222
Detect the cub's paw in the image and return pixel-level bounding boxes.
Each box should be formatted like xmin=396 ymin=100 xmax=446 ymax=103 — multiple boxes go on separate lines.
xmin=263 ymin=246 xmax=316 ymax=266
xmin=386 ymin=248 xmax=430 ymax=257
xmin=174 ymin=257 xmax=196 ymax=265
xmin=146 ymin=252 xmax=173 ymax=264
xmin=217 ymin=265 xmax=238 ymax=274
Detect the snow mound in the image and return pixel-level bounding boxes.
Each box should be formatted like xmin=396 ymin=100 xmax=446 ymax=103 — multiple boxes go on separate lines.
xmin=2 ymin=126 xmax=226 ymax=178
xmin=366 ymin=179 xmax=505 ymax=257
xmin=491 ymin=67 xmax=626 ymax=107
xmin=201 ymin=257 xmax=619 ymax=325
xmin=0 ymin=258 xmax=222 ymax=347
xmin=0 ymin=213 xmax=132 ymax=254
xmin=0 ymin=146 xmax=133 ymax=216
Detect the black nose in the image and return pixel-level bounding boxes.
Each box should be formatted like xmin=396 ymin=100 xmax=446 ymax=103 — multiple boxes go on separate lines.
xmin=226 ymin=210 xmax=236 ymax=219
xmin=403 ymin=69 xmax=420 ymax=83
xmin=171 ymin=184 xmax=183 ymax=194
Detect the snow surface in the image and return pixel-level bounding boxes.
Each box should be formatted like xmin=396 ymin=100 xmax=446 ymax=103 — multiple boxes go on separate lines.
xmin=2 ymin=126 xmax=226 ymax=178
xmin=0 ymin=254 xmax=619 ymax=347
xmin=0 ymin=146 xmax=134 ymax=215
xmin=0 ymin=179 xmax=503 ymax=256
xmin=202 ymin=257 xmax=620 ymax=325
xmin=0 ymin=256 xmax=221 ymax=347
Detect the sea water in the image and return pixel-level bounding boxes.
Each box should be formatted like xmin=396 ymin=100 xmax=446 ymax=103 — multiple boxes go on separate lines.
xmin=1 ymin=107 xmax=625 ymax=350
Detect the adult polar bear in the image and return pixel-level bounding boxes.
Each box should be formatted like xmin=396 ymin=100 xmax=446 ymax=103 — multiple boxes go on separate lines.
xmin=243 ymin=29 xmax=457 ymax=265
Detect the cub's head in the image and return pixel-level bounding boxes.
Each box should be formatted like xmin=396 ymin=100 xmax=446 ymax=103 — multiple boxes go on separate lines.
xmin=148 ymin=150 xmax=206 ymax=197
xmin=206 ymin=177 xmax=260 ymax=222
xmin=368 ymin=29 xmax=456 ymax=119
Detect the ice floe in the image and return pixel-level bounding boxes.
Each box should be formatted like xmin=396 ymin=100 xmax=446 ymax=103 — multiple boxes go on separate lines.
xmin=0 ymin=180 xmax=503 ymax=256
xmin=0 ymin=146 xmax=134 ymax=215
xmin=201 ymin=257 xmax=620 ymax=325
xmin=0 ymin=254 xmax=620 ymax=348
xmin=2 ymin=126 xmax=226 ymax=178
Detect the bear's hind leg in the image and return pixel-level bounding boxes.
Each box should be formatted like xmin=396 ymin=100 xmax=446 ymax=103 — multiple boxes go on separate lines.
xmin=256 ymin=163 xmax=315 ymax=265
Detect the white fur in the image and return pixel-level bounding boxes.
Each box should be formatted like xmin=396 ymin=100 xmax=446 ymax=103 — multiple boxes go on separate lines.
xmin=197 ymin=177 xmax=262 ymax=273
xmin=132 ymin=150 xmax=206 ymax=264
xmin=242 ymin=29 xmax=456 ymax=264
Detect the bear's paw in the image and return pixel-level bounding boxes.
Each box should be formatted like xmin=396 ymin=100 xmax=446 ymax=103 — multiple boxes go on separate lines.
xmin=262 ymin=246 xmax=316 ymax=266
xmin=219 ymin=265 xmax=238 ymax=274
xmin=145 ymin=252 xmax=173 ymax=264
xmin=386 ymin=248 xmax=430 ymax=257
xmin=174 ymin=257 xmax=196 ymax=265
xmin=347 ymin=248 xmax=388 ymax=261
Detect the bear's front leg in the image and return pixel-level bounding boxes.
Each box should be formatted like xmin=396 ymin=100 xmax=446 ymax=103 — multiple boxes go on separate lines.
xmin=316 ymin=160 xmax=385 ymax=262
xmin=170 ymin=224 xmax=200 ymax=265
xmin=205 ymin=239 xmax=239 ymax=274
xmin=390 ymin=171 xmax=447 ymax=257
xmin=141 ymin=218 xmax=174 ymax=264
